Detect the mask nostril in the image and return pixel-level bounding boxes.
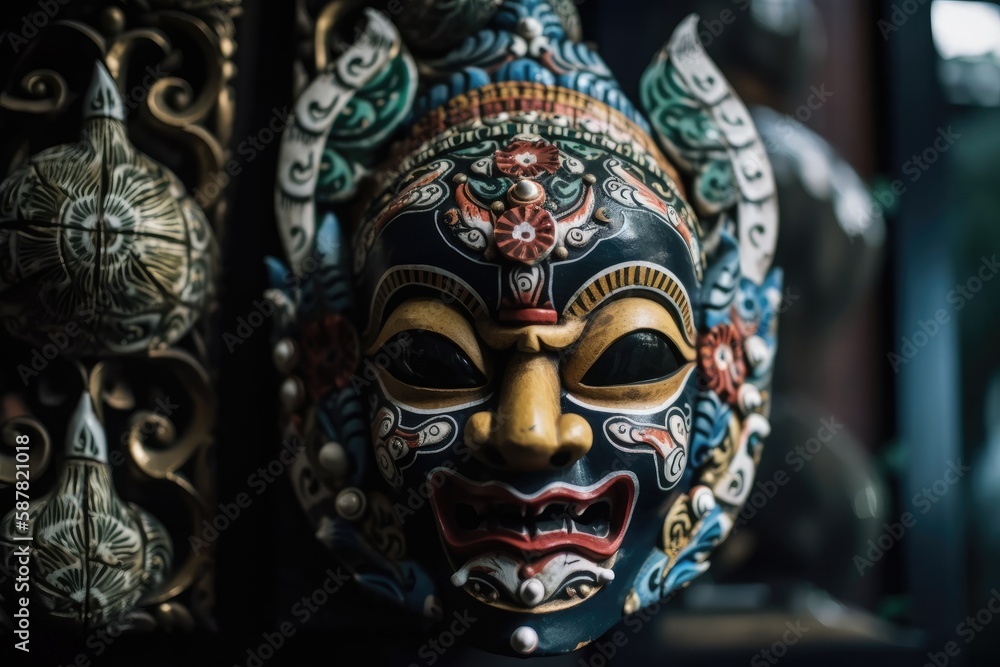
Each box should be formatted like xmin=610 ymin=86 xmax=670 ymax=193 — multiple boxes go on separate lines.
xmin=549 ymin=450 xmax=572 ymax=468
xmin=484 ymin=445 xmax=507 ymax=467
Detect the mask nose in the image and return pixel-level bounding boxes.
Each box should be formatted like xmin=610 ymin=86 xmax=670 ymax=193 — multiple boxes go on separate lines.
xmin=465 ymin=352 xmax=592 ymax=471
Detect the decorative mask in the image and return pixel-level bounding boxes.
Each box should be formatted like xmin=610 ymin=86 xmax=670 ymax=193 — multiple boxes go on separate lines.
xmin=271 ymin=1 xmax=781 ymax=656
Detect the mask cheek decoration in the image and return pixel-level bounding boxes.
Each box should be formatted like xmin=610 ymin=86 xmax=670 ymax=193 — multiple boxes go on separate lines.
xmin=561 ymin=297 xmax=698 ymax=492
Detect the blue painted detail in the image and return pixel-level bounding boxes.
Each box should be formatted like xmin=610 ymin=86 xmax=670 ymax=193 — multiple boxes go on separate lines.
xmin=662 ymin=505 xmax=727 ymax=593
xmin=408 ymin=0 xmax=653 ymax=131
xmin=691 ymin=391 xmax=732 ymax=468
xmin=494 ymin=0 xmax=567 ymax=41
xmin=700 ymin=231 xmax=741 ymax=329
xmin=497 ymin=58 xmax=557 ymax=85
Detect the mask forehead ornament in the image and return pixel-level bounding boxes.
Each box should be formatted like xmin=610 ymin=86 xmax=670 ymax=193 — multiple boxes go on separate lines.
xmin=271 ymin=2 xmax=780 ymax=656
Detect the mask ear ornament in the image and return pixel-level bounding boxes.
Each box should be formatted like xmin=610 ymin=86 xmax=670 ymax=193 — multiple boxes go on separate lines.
xmin=621 ymin=13 xmax=783 ymax=612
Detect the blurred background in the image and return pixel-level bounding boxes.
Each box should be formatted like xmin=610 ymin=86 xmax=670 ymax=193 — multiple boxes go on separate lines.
xmin=565 ymin=1 xmax=1000 ymax=665
xmin=2 ymin=0 xmax=999 ymax=665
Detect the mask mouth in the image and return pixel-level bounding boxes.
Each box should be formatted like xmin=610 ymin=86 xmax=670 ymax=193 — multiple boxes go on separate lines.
xmin=429 ymin=468 xmax=637 ymax=563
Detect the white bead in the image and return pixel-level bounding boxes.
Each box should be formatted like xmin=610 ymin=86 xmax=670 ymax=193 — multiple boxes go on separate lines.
xmin=744 ymin=335 xmax=771 ymax=369
xmin=517 ymin=17 xmax=543 ymax=39
xmin=280 ymin=377 xmax=303 ymax=412
xmin=738 ymin=383 xmax=763 ymax=415
xmin=519 ymin=578 xmax=546 ymax=606
xmin=272 ymin=338 xmax=298 ymax=373
xmin=335 ymin=488 xmax=366 ymax=520
xmin=510 ymin=626 xmax=539 ymax=655
xmin=318 ymin=441 xmax=348 ymax=477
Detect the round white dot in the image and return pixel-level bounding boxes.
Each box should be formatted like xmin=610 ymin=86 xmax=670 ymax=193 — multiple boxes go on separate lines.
xmin=318 ymin=441 xmax=348 ymax=477
xmin=519 ymin=578 xmax=545 ymax=606
xmin=272 ymin=338 xmax=298 ymax=373
xmin=280 ymin=377 xmax=303 ymax=412
xmin=510 ymin=626 xmax=539 ymax=655
xmin=335 ymin=488 xmax=366 ymax=520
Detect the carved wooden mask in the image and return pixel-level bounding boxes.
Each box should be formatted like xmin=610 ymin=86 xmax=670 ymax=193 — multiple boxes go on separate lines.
xmin=270 ymin=1 xmax=781 ymax=656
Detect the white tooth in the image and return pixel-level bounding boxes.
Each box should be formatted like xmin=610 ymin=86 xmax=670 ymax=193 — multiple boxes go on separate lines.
xmin=519 ymin=578 xmax=546 ymax=607
xmin=597 ymin=568 xmax=615 ymax=584
xmin=519 ymin=505 xmax=526 ymax=518
xmin=451 ymin=570 xmax=469 ymax=587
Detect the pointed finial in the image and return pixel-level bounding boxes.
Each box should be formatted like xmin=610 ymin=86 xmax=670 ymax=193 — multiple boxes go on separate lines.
xmin=84 ymin=61 xmax=125 ymax=122
xmin=65 ymin=392 xmax=109 ymax=463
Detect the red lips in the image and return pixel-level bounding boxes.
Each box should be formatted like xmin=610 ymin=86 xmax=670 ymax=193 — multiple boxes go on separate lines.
xmin=429 ymin=469 xmax=637 ymax=562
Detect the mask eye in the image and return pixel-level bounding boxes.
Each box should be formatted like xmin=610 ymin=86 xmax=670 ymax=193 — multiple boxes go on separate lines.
xmin=382 ymin=330 xmax=487 ymax=389
xmin=580 ymin=330 xmax=684 ymax=387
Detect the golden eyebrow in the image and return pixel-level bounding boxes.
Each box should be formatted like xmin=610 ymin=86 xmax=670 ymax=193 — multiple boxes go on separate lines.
xmin=367 ymin=298 xmax=487 ymax=375
xmin=364 ymin=264 xmax=488 ymax=344
xmin=562 ymin=262 xmax=696 ymax=347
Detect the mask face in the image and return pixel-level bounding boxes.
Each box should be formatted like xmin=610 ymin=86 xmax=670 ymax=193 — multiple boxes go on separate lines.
xmin=272 ymin=5 xmax=781 ymax=657
xmin=356 ymin=114 xmax=703 ymax=651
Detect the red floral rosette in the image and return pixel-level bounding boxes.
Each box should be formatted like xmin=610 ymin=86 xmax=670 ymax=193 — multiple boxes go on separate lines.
xmin=495 ymin=139 xmax=561 ymax=178
xmin=495 ymin=205 xmax=557 ymax=264
xmin=698 ymin=323 xmax=746 ymax=406
xmin=299 ymin=313 xmax=360 ymax=400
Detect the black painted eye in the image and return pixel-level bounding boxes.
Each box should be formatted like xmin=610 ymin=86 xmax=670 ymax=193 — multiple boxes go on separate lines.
xmin=580 ymin=330 xmax=684 ymax=386
xmin=382 ymin=330 xmax=486 ymax=389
